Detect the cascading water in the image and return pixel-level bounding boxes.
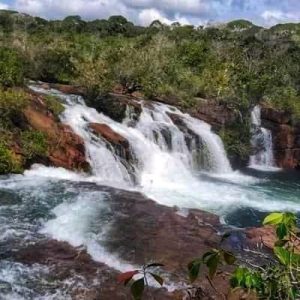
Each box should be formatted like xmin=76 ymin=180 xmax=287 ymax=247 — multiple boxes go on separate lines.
xmin=30 ymin=85 xmax=233 ymax=188
xmin=249 ymin=105 xmax=278 ymax=170
xmin=2 ymin=85 xmax=300 ymax=299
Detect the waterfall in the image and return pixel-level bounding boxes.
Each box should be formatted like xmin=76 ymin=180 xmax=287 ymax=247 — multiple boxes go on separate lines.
xmin=29 ymin=85 xmax=233 ymax=188
xmin=249 ymin=105 xmax=277 ymax=170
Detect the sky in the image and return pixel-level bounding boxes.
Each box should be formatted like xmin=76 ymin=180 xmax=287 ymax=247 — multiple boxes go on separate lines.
xmin=0 ymin=0 xmax=299 ymax=27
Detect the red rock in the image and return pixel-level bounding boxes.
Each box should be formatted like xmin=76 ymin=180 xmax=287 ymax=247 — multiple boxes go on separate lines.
xmin=23 ymin=93 xmax=89 ymax=172
xmin=246 ymin=226 xmax=276 ymax=249
xmin=89 ymin=123 xmax=129 ymax=147
xmin=261 ymin=106 xmax=291 ymax=124
xmin=261 ymin=106 xmax=300 ymax=169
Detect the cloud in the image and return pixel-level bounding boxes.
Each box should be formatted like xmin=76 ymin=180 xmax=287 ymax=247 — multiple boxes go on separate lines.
xmin=0 ymin=1 xmax=8 ymax=9
xmin=262 ymin=10 xmax=299 ymax=26
xmin=0 ymin=0 xmax=298 ymax=27
xmin=124 ymin=0 xmax=209 ymax=17
xmin=138 ymin=8 xmax=191 ymax=26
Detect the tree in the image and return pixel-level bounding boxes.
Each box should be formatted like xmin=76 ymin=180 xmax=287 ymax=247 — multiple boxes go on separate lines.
xmin=0 ymin=48 xmax=24 ymax=87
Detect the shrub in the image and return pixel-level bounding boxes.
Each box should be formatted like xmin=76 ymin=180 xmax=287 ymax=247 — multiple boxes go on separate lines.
xmin=0 ymin=47 xmax=24 ymax=87
xmin=0 ymin=89 xmax=29 ymax=129
xmin=0 ymin=142 xmax=23 ymax=174
xmin=20 ymin=131 xmax=48 ymax=159
xmin=44 ymin=95 xmax=65 ymax=117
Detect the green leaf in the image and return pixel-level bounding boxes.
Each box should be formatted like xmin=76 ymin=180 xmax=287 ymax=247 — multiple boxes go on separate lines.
xmin=273 ymin=247 xmax=300 ymax=266
xmin=222 ymin=250 xmax=236 ymax=265
xmin=282 ymin=212 xmax=297 ymax=228
xmin=146 ymin=263 xmax=164 ymax=268
xmin=202 ymin=250 xmax=217 ymax=263
xmin=206 ymin=252 xmax=220 ymax=279
xmin=245 ymin=274 xmax=254 ymax=288
xmin=131 ymin=278 xmax=145 ymax=300
xmin=276 ymin=223 xmax=288 ymax=240
xmin=231 ymin=267 xmax=248 ymax=287
xmin=274 ymin=246 xmax=290 ymax=265
xmin=149 ymin=273 xmax=164 ymax=286
xmin=263 ymin=213 xmax=284 ymax=225
xmin=187 ymin=259 xmax=202 ymax=283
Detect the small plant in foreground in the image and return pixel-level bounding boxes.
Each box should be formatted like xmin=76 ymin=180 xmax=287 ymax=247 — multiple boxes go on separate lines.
xmin=118 ymin=212 xmax=300 ymax=299
xmin=117 ymin=263 xmax=164 ymax=300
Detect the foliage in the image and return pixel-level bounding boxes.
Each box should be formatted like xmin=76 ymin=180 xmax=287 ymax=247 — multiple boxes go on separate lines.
xmin=219 ymin=122 xmax=251 ymax=161
xmin=185 ymin=212 xmax=300 ymax=299
xmin=44 ymin=95 xmax=65 ymax=117
xmin=188 ymin=248 xmax=236 ymax=282
xmin=0 ymin=88 xmax=48 ymax=173
xmin=20 ymin=131 xmax=48 ymax=160
xmin=0 ymin=142 xmax=23 ymax=174
xmin=0 ymin=88 xmax=29 ymax=129
xmin=118 ymin=263 xmax=164 ymax=300
xmin=33 ymin=48 xmax=76 ymax=83
xmin=1 ymin=11 xmax=300 ymax=167
xmin=0 ymin=47 xmax=24 ymax=87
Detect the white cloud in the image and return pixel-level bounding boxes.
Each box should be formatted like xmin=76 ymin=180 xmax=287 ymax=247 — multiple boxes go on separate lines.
xmin=13 ymin=0 xmax=131 ymax=20
xmin=1 ymin=0 xmax=299 ymax=26
xmin=125 ymin=0 xmax=209 ymax=16
xmin=261 ymin=10 xmax=299 ymax=26
xmin=0 ymin=2 xmax=8 ymax=9
xmin=138 ymin=8 xmax=191 ymax=25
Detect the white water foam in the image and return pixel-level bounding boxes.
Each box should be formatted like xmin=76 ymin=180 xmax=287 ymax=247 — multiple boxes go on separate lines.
xmin=20 ymin=85 xmax=300 ymax=282
xmin=26 ymin=85 xmax=299 ymax=216
xmin=249 ymin=105 xmax=281 ymax=171
xmin=40 ymin=191 xmax=137 ymax=272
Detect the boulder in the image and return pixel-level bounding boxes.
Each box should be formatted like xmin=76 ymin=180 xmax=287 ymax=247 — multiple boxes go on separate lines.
xmin=89 ymin=123 xmax=137 ymax=180
xmin=87 ymin=93 xmax=142 ymax=123
xmin=89 ymin=123 xmax=129 ymax=147
xmin=261 ymin=106 xmax=300 ymax=169
xmin=261 ymin=107 xmax=291 ymax=124
xmin=23 ymin=93 xmax=90 ymax=172
xmin=38 ymin=82 xmax=87 ymax=96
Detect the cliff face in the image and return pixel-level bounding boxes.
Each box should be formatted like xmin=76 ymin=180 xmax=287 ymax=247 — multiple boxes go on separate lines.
xmin=261 ymin=107 xmax=300 ymax=169
xmin=1 ymin=88 xmax=90 ymax=174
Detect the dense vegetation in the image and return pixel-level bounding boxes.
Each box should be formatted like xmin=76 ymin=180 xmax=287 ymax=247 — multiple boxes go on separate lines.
xmin=0 ymin=88 xmax=48 ymax=174
xmin=0 ymin=9 xmax=300 ymax=164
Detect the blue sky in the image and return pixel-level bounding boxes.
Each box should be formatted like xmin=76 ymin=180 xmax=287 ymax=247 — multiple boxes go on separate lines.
xmin=0 ymin=0 xmax=299 ymax=27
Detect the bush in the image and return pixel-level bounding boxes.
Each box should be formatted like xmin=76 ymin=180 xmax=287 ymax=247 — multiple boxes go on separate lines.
xmin=20 ymin=131 xmax=48 ymax=160
xmin=44 ymin=95 xmax=65 ymax=117
xmin=35 ymin=48 xmax=75 ymax=83
xmin=0 ymin=142 xmax=23 ymax=174
xmin=0 ymin=89 xmax=29 ymax=129
xmin=0 ymin=48 xmax=24 ymax=87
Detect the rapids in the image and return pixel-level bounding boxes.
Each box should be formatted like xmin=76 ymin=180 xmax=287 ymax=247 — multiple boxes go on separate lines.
xmin=1 ymin=85 xmax=300 ymax=299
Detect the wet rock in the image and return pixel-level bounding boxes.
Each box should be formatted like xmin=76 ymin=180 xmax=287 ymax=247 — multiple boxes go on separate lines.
xmin=12 ymin=183 xmax=275 ymax=299
xmin=88 ymin=123 xmax=137 ymax=180
xmin=15 ymin=239 xmax=175 ymax=300
xmin=38 ymin=82 xmax=87 ymax=96
xmin=167 ymin=112 xmax=202 ymax=149
xmin=260 ymin=106 xmax=300 ymax=169
xmin=89 ymin=123 xmax=129 ymax=148
xmin=246 ymin=226 xmax=276 ymax=249
xmin=86 ymin=93 xmax=142 ymax=123
xmin=261 ymin=107 xmax=291 ymax=124
xmin=0 ymin=280 xmax=12 ymax=294
xmin=23 ymin=93 xmax=90 ymax=172
xmin=155 ymin=96 xmax=238 ymax=130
